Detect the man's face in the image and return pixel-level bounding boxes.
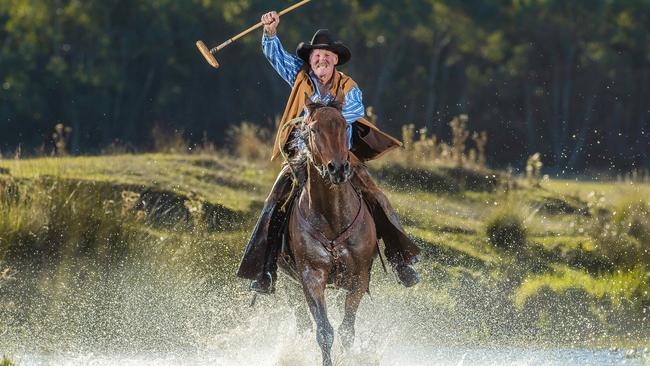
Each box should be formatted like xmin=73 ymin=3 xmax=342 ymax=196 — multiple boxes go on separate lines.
xmin=309 ymin=49 xmax=338 ymax=84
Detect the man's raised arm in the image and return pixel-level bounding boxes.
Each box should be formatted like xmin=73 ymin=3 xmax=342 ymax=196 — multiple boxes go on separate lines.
xmin=261 ymin=11 xmax=304 ymax=86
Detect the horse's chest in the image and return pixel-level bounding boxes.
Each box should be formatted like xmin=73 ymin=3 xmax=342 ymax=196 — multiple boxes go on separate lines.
xmin=288 ymin=190 xmax=375 ymax=289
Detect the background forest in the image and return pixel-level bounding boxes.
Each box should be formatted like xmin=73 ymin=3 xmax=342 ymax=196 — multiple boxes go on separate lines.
xmin=1 ymin=0 xmax=649 ymax=173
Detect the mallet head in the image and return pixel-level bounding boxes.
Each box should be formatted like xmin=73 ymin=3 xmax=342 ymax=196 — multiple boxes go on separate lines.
xmin=196 ymin=40 xmax=219 ymax=68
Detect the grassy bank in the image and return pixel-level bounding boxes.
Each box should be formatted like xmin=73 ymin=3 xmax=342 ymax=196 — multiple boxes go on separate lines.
xmin=0 ymin=153 xmax=649 ymax=350
xmin=0 ymin=356 xmax=16 ymax=366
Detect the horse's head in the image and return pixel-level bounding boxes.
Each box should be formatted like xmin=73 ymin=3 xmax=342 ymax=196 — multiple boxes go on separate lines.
xmin=304 ymin=93 xmax=351 ymax=185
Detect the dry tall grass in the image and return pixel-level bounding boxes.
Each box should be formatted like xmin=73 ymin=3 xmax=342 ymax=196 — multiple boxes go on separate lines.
xmin=226 ymin=121 xmax=272 ymax=162
xmin=52 ymin=123 xmax=72 ymax=156
xmin=148 ymin=121 xmax=273 ymax=162
xmin=151 ymin=124 xmax=188 ymax=153
xmin=381 ymin=115 xmax=491 ymax=171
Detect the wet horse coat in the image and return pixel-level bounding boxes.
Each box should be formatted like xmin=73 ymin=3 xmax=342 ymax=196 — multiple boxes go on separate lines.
xmin=281 ymin=99 xmax=377 ymax=366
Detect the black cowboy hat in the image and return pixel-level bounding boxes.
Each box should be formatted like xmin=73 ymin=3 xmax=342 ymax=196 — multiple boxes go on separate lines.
xmin=296 ymin=29 xmax=351 ymax=66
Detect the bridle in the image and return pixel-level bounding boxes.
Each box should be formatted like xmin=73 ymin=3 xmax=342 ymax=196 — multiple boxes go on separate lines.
xmin=298 ymin=112 xmax=364 ymax=263
xmin=303 ymin=110 xmax=350 ymax=180
xmin=304 ymin=117 xmax=329 ymax=179
xmin=296 ymin=186 xmax=364 ymax=261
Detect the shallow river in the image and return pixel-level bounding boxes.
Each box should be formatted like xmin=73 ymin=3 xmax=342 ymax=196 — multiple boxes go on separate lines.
xmin=12 ymin=347 xmax=645 ymax=366
xmin=3 ymin=268 xmax=648 ymax=366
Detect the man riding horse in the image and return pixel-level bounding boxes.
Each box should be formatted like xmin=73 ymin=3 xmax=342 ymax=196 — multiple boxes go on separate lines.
xmin=236 ymin=11 xmax=420 ymax=294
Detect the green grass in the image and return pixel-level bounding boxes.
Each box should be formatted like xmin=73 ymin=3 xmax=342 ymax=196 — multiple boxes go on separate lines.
xmin=1 ymin=153 xmax=649 ymax=346
xmin=544 ymin=179 xmax=650 ymax=207
xmin=531 ymin=235 xmax=596 ymax=252
xmin=409 ymin=227 xmax=497 ymax=265
xmin=514 ymin=264 xmax=649 ymax=309
xmin=0 ymin=356 xmax=16 ymax=366
xmin=0 ymin=153 xmax=277 ymax=212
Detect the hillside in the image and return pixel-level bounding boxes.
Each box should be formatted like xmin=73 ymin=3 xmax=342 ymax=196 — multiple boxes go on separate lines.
xmin=0 ymin=153 xmax=649 ymax=352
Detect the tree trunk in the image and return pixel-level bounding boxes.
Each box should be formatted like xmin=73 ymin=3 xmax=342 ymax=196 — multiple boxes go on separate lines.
xmin=371 ymin=34 xmax=406 ymax=119
xmin=424 ymin=33 xmax=450 ymax=132
xmin=567 ymin=89 xmax=598 ymax=170
xmin=636 ymin=62 xmax=649 ymax=166
xmin=434 ymin=47 xmax=452 ymax=137
xmin=126 ymin=67 xmax=156 ymax=142
xmin=559 ymin=45 xmax=575 ymax=160
xmin=524 ymin=79 xmax=537 ymax=155
xmin=550 ymin=53 xmax=562 ymax=163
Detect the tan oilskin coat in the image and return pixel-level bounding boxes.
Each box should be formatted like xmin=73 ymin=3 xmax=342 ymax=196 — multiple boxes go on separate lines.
xmin=271 ymin=66 xmax=402 ymax=162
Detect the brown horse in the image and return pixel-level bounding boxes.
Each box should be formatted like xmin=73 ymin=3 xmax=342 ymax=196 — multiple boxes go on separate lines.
xmin=280 ymin=97 xmax=377 ymax=366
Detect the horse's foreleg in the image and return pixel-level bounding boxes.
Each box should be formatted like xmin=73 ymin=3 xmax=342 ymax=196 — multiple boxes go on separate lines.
xmin=301 ymin=268 xmax=334 ymax=366
xmin=339 ymin=273 xmax=368 ymax=350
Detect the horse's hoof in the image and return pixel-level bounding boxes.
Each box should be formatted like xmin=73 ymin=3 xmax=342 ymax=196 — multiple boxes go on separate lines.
xmin=250 ymin=272 xmax=276 ymax=295
xmin=395 ymin=264 xmax=420 ymax=287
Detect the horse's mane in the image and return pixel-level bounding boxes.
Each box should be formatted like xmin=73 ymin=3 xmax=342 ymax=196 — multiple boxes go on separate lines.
xmin=286 ymin=127 xmax=310 ymax=187
xmin=306 ymin=99 xmax=343 ymax=113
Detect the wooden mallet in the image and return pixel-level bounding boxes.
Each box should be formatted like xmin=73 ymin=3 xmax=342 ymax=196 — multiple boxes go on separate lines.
xmin=196 ymin=0 xmax=312 ymax=69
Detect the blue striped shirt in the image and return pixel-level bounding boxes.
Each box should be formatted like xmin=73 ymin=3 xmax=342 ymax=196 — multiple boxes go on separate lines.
xmin=262 ymin=34 xmax=364 ymax=148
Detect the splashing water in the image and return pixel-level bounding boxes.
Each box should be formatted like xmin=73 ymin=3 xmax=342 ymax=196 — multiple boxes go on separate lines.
xmin=1 ymin=262 xmax=647 ymax=366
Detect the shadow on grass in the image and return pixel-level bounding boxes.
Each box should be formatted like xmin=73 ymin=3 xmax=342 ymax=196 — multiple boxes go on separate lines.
xmin=370 ymin=164 xmax=501 ymax=194
xmin=534 ymin=196 xmax=590 ymax=216
xmin=412 ymin=235 xmax=487 ymax=270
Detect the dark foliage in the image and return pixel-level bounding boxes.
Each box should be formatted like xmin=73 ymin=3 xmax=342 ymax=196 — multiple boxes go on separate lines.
xmin=1 ymin=0 xmax=649 ymax=172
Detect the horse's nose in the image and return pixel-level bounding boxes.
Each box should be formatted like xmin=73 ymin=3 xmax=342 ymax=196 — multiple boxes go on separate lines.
xmin=326 ymin=160 xmax=351 ymax=184
xmin=327 ymin=162 xmax=337 ymax=174
xmin=327 ymin=161 xmax=348 ymax=174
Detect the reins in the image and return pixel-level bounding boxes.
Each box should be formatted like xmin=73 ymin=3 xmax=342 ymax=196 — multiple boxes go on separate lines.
xmin=294 ymin=107 xmax=365 ymax=262
xmin=304 ymin=115 xmax=330 ymax=179
xmin=295 ymin=183 xmax=364 ymax=260
xmin=281 ymin=102 xmax=385 ymax=272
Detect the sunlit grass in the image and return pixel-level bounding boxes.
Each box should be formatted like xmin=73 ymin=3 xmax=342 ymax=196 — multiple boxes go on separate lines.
xmin=387 ymin=190 xmax=483 ymax=233
xmin=531 ymin=235 xmax=596 ymax=252
xmin=0 ymin=355 xmax=16 ymax=366
xmin=0 ymin=153 xmax=277 ymax=212
xmin=409 ymin=227 xmax=497 ymax=265
xmin=514 ymin=264 xmax=650 ymax=309
xmin=544 ymin=179 xmax=650 ymax=205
